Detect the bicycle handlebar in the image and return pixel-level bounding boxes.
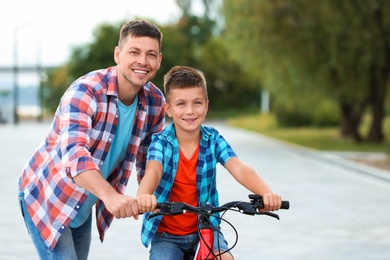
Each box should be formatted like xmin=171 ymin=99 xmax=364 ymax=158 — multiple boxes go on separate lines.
xmin=147 ymin=194 xmax=289 ymax=220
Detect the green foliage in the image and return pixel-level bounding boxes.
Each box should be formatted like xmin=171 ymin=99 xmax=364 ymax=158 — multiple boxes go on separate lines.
xmin=227 ymin=112 xmax=390 ymax=154
xmin=223 ymin=0 xmax=390 ymax=141
xmin=155 ymin=7 xmax=260 ymax=111
xmin=67 ymin=23 xmax=121 ymax=79
xmin=198 ymin=37 xmax=260 ymax=110
xmin=153 ymin=22 xmax=199 ymax=90
xmin=273 ymin=96 xmax=340 ymax=127
xmin=39 ymin=66 xmax=72 ymax=114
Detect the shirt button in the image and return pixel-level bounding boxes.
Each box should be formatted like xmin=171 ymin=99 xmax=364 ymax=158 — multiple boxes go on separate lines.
xmin=116 ymin=114 xmax=118 ymax=118
xmin=100 ymin=162 xmax=103 ymax=165
xmin=108 ymin=138 xmax=112 ymax=142
xmin=61 ymin=226 xmax=65 ymax=229
xmin=76 ymin=205 xmax=80 ymax=209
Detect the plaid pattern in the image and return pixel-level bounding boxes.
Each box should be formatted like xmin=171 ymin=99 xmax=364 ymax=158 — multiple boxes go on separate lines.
xmin=140 ymin=123 xmax=237 ymax=247
xmin=18 ymin=66 xmax=165 ymax=249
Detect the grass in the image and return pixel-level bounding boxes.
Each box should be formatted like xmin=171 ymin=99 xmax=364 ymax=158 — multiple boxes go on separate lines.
xmin=225 ymin=112 xmax=390 ymax=154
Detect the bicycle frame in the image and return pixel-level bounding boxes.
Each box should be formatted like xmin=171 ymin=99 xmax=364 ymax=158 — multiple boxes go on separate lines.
xmin=194 ymin=214 xmax=214 ymax=259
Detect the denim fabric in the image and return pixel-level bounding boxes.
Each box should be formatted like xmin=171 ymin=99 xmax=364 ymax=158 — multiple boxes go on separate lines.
xmin=19 ymin=191 xmax=92 ymax=260
xmin=149 ymin=228 xmax=230 ymax=260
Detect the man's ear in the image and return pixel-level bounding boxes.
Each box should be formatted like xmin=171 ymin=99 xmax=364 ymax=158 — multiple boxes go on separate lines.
xmin=113 ymin=46 xmax=120 ymax=64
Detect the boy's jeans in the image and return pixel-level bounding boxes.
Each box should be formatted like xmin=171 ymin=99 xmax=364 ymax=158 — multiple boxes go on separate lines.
xmin=19 ymin=191 xmax=92 ymax=260
xmin=149 ymin=228 xmax=230 ymax=260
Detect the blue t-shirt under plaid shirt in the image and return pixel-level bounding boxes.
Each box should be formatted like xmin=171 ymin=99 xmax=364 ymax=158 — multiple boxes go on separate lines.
xmin=140 ymin=123 xmax=237 ymax=247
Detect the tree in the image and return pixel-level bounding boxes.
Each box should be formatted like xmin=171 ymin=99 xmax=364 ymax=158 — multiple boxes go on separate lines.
xmin=41 ymin=0 xmax=259 ymax=115
xmin=223 ymin=0 xmax=390 ymax=143
xmin=39 ymin=23 xmax=122 ymax=113
xmin=199 ymin=37 xmax=260 ymax=110
xmin=39 ymin=66 xmax=71 ymax=114
xmin=172 ymin=0 xmax=259 ymax=111
xmin=67 ymin=23 xmax=120 ymax=79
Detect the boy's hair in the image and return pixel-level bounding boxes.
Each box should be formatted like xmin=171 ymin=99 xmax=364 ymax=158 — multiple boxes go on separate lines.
xmin=163 ymin=66 xmax=208 ymax=102
xmin=118 ymin=20 xmax=163 ymax=50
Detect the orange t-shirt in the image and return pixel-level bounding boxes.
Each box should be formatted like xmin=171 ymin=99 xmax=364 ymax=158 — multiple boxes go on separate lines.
xmin=157 ymin=145 xmax=199 ymax=235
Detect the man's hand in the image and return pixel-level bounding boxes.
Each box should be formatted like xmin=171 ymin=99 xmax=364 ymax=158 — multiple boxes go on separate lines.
xmin=103 ymin=193 xmax=140 ymax=220
xmin=73 ymin=170 xmax=140 ymax=219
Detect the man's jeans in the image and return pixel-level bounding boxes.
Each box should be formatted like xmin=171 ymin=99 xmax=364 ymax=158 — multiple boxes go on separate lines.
xmin=19 ymin=191 xmax=92 ymax=260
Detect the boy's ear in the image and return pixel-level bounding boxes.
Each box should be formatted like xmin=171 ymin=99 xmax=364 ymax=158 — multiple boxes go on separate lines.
xmin=164 ymin=102 xmax=172 ymax=118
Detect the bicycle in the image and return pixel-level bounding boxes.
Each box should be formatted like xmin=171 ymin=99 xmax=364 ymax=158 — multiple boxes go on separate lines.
xmin=148 ymin=194 xmax=290 ymax=260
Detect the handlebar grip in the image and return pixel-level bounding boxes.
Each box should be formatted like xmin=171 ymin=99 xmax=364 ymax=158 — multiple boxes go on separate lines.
xmin=281 ymin=201 xmax=290 ymax=210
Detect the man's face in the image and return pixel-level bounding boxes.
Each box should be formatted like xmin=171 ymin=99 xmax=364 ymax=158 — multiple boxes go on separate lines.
xmin=114 ymin=35 xmax=162 ymax=91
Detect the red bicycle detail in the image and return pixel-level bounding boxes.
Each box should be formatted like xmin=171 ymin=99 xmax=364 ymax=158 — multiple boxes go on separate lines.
xmin=148 ymin=194 xmax=290 ymax=259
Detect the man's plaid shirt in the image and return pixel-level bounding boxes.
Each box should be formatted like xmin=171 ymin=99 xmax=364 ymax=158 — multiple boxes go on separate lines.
xmin=18 ymin=66 xmax=165 ymax=249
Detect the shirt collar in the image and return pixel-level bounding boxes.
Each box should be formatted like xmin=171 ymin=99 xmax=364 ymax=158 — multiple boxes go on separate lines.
xmin=162 ymin=123 xmax=212 ymax=143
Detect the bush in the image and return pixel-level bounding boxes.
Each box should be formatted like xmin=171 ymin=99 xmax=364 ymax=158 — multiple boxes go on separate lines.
xmin=273 ymin=98 xmax=340 ymax=127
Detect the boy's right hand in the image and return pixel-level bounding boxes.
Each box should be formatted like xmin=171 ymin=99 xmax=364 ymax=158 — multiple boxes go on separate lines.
xmin=137 ymin=194 xmax=157 ymax=214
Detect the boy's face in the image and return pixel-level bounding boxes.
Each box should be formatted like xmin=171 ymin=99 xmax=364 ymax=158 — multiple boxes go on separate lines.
xmin=165 ymin=86 xmax=209 ymax=133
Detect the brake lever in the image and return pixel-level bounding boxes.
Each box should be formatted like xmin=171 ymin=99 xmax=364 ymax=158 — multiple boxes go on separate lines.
xmin=236 ymin=201 xmax=258 ymax=215
xmin=255 ymin=211 xmax=280 ymax=220
xmin=236 ymin=201 xmax=280 ymax=220
xmin=147 ymin=204 xmax=172 ymax=220
xmin=147 ymin=212 xmax=162 ymax=219
xmin=147 ymin=203 xmax=189 ymax=220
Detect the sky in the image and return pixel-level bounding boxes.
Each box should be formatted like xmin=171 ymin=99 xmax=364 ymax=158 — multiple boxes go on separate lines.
xmin=0 ymin=0 xmax=185 ymax=67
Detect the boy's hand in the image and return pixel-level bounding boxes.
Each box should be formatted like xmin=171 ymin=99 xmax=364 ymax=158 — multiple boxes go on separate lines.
xmin=137 ymin=194 xmax=157 ymax=214
xmin=262 ymin=193 xmax=282 ymax=212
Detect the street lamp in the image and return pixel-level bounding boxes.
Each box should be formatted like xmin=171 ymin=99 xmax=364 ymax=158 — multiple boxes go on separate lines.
xmin=13 ymin=26 xmax=19 ymax=124
xmin=36 ymin=38 xmax=46 ymax=122
xmin=13 ymin=22 xmax=33 ymax=124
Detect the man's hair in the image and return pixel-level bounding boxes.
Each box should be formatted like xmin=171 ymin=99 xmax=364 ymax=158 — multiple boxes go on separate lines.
xmin=118 ymin=20 xmax=163 ymax=50
xmin=163 ymin=66 xmax=208 ymax=102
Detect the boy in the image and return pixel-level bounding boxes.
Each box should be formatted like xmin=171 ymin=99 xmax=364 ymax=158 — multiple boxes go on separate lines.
xmin=137 ymin=66 xmax=282 ymax=259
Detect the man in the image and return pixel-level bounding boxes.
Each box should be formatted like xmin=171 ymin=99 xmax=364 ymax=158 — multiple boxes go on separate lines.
xmin=18 ymin=20 xmax=165 ymax=259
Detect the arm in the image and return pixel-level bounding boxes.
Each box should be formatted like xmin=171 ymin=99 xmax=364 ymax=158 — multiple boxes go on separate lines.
xmin=225 ymin=157 xmax=282 ymax=211
xmin=136 ymin=160 xmax=163 ymax=213
xmin=136 ymin=86 xmax=166 ymax=183
xmin=61 ymin=85 xmax=140 ymax=219
xmin=73 ymin=169 xmax=140 ymax=220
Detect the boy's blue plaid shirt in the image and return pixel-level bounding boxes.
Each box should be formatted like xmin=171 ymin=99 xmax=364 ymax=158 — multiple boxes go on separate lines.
xmin=140 ymin=123 xmax=237 ymax=247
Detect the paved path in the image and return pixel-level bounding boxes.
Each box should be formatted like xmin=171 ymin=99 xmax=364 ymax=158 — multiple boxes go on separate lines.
xmin=1 ymin=121 xmax=390 ymax=260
